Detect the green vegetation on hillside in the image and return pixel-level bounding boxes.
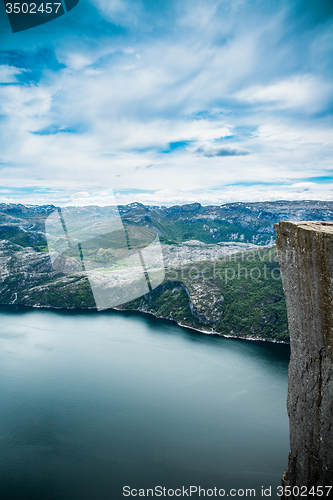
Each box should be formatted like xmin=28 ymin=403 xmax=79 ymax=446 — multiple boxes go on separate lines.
xmin=120 ymin=247 xmax=289 ymax=342
xmin=0 ymin=200 xmax=303 ymax=341
xmin=0 ymin=239 xmax=288 ymax=341
xmin=143 ymin=218 xmax=273 ymax=245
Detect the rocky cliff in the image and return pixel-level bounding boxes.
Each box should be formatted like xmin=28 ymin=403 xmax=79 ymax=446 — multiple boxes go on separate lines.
xmin=275 ymin=221 xmax=333 ymax=492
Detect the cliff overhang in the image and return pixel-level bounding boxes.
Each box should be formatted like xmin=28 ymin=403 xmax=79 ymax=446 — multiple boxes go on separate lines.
xmin=275 ymin=221 xmax=333 ymax=491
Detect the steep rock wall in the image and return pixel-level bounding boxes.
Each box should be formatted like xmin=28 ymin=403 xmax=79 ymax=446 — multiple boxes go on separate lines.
xmin=275 ymin=221 xmax=333 ymax=491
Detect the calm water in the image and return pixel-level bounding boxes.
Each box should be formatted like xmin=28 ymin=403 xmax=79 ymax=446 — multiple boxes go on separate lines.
xmin=0 ymin=306 xmax=290 ymax=499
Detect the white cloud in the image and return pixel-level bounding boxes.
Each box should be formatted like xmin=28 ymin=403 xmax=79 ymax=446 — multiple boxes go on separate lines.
xmin=61 ymin=54 xmax=94 ymax=71
xmin=114 ymin=183 xmax=333 ymax=206
xmin=254 ymin=123 xmax=333 ymax=145
xmin=234 ymin=75 xmax=332 ymax=111
xmin=0 ymin=65 xmax=26 ymax=84
xmin=92 ymin=0 xmax=142 ymax=26
xmin=1 ymin=181 xmax=332 ymax=207
xmin=0 ymin=0 xmax=332 ymax=206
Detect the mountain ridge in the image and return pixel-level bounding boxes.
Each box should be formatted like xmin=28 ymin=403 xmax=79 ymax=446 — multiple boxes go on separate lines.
xmin=1 ymin=200 xmax=332 ymax=343
xmin=1 ymin=199 xmax=333 ymax=250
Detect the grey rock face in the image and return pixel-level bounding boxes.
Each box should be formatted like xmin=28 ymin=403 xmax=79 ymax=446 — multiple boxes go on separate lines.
xmin=275 ymin=221 xmax=333 ymax=490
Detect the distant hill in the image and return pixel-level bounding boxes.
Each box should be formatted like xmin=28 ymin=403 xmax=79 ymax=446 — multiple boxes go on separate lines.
xmin=118 ymin=200 xmax=333 ymax=245
xmin=0 ymin=200 xmax=332 ymax=343
xmin=1 ymin=200 xmax=333 ymax=251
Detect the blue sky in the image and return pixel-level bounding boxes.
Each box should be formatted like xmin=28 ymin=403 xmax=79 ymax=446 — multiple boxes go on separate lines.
xmin=0 ymin=0 xmax=333 ymax=206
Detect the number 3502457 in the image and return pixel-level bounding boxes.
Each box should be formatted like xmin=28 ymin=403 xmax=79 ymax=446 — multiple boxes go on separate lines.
xmin=5 ymin=3 xmax=62 ymax=14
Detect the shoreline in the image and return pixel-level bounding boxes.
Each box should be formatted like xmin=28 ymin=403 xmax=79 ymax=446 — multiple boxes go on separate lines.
xmin=0 ymin=301 xmax=290 ymax=345
xmin=115 ymin=306 xmax=290 ymax=344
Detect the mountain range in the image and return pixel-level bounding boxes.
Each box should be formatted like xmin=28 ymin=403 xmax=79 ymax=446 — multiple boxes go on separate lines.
xmin=1 ymin=200 xmax=333 ymax=342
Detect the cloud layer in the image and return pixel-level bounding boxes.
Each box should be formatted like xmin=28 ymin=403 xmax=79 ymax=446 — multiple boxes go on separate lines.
xmin=0 ymin=0 xmax=332 ymax=205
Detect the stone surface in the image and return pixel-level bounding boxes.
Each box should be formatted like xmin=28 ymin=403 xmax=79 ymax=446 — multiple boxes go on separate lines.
xmin=275 ymin=221 xmax=333 ymax=490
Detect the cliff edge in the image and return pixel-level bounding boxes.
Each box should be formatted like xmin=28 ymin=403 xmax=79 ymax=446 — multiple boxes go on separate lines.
xmin=275 ymin=221 xmax=333 ymax=490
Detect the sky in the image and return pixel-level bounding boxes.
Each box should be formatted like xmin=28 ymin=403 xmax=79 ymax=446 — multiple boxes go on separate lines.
xmin=0 ymin=0 xmax=333 ymax=206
